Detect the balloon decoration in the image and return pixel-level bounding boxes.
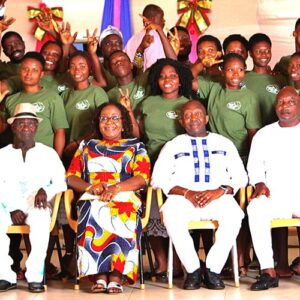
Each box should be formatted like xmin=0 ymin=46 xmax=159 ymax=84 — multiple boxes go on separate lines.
xmin=27 ymin=3 xmax=63 ymax=51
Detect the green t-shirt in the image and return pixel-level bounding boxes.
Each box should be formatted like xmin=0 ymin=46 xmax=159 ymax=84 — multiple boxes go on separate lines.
xmin=107 ymin=73 xmax=149 ymax=118
xmin=6 ymin=73 xmax=73 ymax=95
xmin=62 ymin=84 xmax=108 ymax=142
xmin=141 ymin=95 xmax=189 ymax=163
xmin=243 ymin=71 xmax=287 ymax=126
xmin=5 ymin=88 xmax=69 ymax=147
xmin=0 ymin=61 xmax=19 ymax=80
xmin=198 ymin=79 xmax=262 ymax=156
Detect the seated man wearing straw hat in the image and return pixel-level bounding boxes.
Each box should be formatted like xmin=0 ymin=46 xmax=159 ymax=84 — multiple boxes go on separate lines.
xmin=0 ymin=103 xmax=66 ymax=293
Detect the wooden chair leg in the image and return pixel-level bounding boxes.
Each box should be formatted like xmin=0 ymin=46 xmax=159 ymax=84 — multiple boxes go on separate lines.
xmin=231 ymin=242 xmax=240 ymax=287
xmin=74 ymin=235 xmax=80 ymax=290
xmin=167 ymin=238 xmax=173 ymax=289
xmin=55 ymin=234 xmax=63 ymax=271
xmin=143 ymin=232 xmax=156 ymax=277
xmin=139 ymin=234 xmax=145 ymax=289
xmin=23 ymin=234 xmax=31 ymax=255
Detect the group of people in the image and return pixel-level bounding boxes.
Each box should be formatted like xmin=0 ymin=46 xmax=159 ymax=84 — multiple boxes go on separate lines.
xmin=0 ymin=0 xmax=300 ymax=295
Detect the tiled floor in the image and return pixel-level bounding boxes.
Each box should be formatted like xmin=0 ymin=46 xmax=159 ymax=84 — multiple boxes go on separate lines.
xmin=1 ymin=273 xmax=300 ymax=300
xmin=1 ymin=234 xmax=299 ymax=300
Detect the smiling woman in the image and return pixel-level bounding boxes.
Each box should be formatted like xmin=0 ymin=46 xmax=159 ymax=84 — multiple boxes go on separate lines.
xmin=66 ymin=102 xmax=151 ymax=293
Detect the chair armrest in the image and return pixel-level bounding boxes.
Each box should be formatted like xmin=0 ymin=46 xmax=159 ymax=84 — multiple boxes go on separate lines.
xmin=64 ymin=189 xmax=78 ymax=232
xmin=237 ymin=187 xmax=246 ymax=211
xmin=141 ymin=186 xmax=152 ymax=229
xmin=49 ymin=192 xmax=62 ymax=232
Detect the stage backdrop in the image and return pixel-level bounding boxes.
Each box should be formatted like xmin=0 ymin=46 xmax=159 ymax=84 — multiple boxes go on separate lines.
xmin=3 ymin=0 xmax=300 ymax=67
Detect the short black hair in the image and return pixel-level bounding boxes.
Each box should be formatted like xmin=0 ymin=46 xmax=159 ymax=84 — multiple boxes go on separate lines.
xmin=148 ymin=58 xmax=193 ymax=98
xmin=221 ymin=53 xmax=246 ymax=69
xmin=196 ymin=35 xmax=222 ymax=52
xmin=143 ymin=4 xmax=163 ymax=18
xmin=22 ymin=51 xmax=45 ymax=69
xmin=295 ymin=18 xmax=300 ymax=30
xmin=223 ymin=34 xmax=249 ymax=52
xmin=68 ymin=50 xmax=92 ymax=72
xmin=93 ymin=102 xmax=133 ymax=139
xmin=40 ymin=40 xmax=63 ymax=55
xmin=108 ymin=50 xmax=130 ymax=66
xmin=167 ymin=25 xmax=189 ymax=37
xmin=248 ymin=33 xmax=272 ymax=51
xmin=1 ymin=31 xmax=23 ymax=49
xmin=291 ymin=51 xmax=300 ymax=59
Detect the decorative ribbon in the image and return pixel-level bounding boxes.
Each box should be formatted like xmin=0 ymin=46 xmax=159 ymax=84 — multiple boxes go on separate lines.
xmin=177 ymin=0 xmax=212 ymax=34
xmin=27 ymin=4 xmax=63 ymax=41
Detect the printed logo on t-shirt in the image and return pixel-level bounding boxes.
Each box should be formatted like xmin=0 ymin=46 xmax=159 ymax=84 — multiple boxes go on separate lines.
xmin=227 ymin=101 xmax=241 ymax=111
xmin=76 ymin=99 xmax=90 ymax=110
xmin=266 ymin=84 xmax=279 ymax=94
xmin=32 ymin=102 xmax=45 ymax=113
xmin=57 ymin=85 xmax=67 ymax=93
xmin=133 ymin=86 xmax=145 ymax=100
xmin=166 ymin=111 xmax=179 ymax=119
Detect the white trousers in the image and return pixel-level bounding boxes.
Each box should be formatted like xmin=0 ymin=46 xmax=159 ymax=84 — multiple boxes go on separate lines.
xmin=0 ymin=206 xmax=51 ymax=283
xmin=161 ymin=195 xmax=244 ymax=274
xmin=247 ymin=195 xmax=300 ymax=270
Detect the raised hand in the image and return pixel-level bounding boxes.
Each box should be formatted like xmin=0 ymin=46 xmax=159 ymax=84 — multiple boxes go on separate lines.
xmin=36 ymin=7 xmax=54 ymax=33
xmin=139 ymin=14 xmax=160 ymax=31
xmin=202 ymin=51 xmax=223 ymax=68
xmin=167 ymin=27 xmax=180 ymax=56
xmin=58 ymin=21 xmax=78 ymax=46
xmin=119 ymin=88 xmax=132 ymax=111
xmin=86 ymin=28 xmax=99 ymax=54
xmin=0 ymin=16 xmax=15 ymax=32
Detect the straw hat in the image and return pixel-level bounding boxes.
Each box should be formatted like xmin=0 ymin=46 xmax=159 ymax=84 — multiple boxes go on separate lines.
xmin=7 ymin=103 xmax=43 ymax=125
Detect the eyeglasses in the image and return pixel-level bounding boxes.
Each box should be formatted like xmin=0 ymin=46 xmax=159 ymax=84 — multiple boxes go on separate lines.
xmin=99 ymin=115 xmax=122 ymax=123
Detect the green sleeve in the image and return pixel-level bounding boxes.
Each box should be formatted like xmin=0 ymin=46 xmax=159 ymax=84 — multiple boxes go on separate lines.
xmin=197 ymin=76 xmax=215 ymax=99
xmin=245 ymin=92 xmax=262 ymax=129
xmin=94 ymin=87 xmax=109 ymax=107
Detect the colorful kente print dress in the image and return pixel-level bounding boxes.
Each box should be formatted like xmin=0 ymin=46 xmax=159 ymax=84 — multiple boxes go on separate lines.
xmin=66 ymin=138 xmax=150 ymax=283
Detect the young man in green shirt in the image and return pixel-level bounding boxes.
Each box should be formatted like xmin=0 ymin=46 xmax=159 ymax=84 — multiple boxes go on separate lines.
xmin=244 ymin=33 xmax=286 ymax=126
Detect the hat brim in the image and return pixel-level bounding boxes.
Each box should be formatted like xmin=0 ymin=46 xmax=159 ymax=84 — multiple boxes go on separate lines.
xmin=7 ymin=115 xmax=43 ymax=125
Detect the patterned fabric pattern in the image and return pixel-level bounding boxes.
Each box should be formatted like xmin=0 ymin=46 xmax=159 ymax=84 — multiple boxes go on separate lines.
xmin=67 ymin=138 xmax=150 ymax=283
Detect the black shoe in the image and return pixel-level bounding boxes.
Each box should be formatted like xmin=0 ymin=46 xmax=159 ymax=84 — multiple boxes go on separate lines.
xmin=250 ymin=273 xmax=279 ymax=291
xmin=183 ymin=268 xmax=201 ymax=290
xmin=0 ymin=280 xmax=17 ymax=292
xmin=203 ymin=269 xmax=225 ymax=290
xmin=28 ymin=282 xmax=45 ymax=293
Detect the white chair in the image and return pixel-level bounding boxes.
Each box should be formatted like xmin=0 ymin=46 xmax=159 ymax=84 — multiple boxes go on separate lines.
xmin=156 ymin=188 xmax=245 ymax=289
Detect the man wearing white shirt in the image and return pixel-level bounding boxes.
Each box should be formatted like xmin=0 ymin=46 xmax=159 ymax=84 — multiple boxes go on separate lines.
xmin=152 ymin=100 xmax=247 ymax=290
xmin=0 ymin=103 xmax=66 ymax=293
xmin=247 ymin=86 xmax=300 ymax=290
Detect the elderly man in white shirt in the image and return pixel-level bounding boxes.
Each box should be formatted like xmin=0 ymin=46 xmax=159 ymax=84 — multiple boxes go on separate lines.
xmin=247 ymin=86 xmax=300 ymax=291
xmin=0 ymin=103 xmax=66 ymax=293
xmin=152 ymin=100 xmax=247 ymax=290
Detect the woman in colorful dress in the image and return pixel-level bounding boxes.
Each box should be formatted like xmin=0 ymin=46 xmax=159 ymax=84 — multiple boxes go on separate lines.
xmin=66 ymin=102 xmax=151 ymax=293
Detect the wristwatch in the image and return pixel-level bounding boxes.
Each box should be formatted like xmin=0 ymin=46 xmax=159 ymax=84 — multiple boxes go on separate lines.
xmin=219 ymin=185 xmax=229 ymax=195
